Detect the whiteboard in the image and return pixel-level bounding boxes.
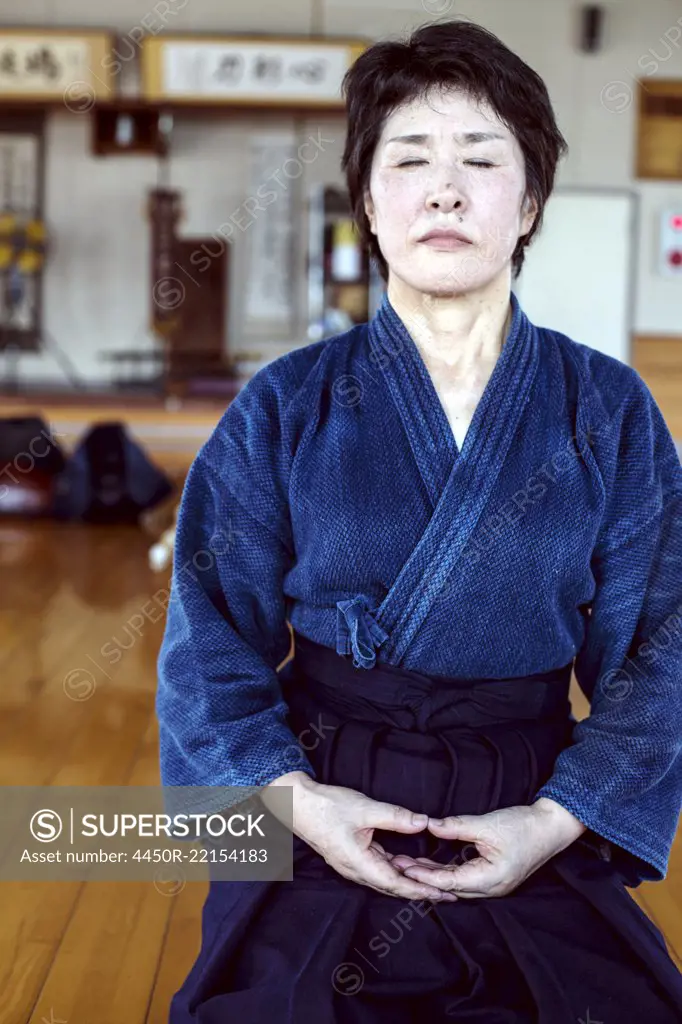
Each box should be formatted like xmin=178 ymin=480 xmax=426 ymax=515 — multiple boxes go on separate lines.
xmin=514 ymin=190 xmax=636 ymax=365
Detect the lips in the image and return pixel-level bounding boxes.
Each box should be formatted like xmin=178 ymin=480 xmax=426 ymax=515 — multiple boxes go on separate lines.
xmin=417 ymin=228 xmax=473 ymax=250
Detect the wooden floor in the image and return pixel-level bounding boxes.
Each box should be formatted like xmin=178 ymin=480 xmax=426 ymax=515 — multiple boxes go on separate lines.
xmin=0 ymin=522 xmax=203 ymax=1024
xmin=1 ymin=522 xmax=681 ymax=1023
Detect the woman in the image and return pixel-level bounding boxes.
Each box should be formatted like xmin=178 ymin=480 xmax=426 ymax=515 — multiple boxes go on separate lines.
xmin=156 ymin=20 xmax=682 ymax=1022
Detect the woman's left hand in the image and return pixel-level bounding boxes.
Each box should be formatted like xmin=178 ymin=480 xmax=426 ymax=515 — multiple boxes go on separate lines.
xmin=388 ymin=798 xmax=587 ymax=899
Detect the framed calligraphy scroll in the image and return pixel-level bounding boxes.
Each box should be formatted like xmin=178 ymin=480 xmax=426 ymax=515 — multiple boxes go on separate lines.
xmin=244 ymin=134 xmax=296 ymax=325
xmin=0 ymin=110 xmax=46 ymax=350
xmin=0 ymin=28 xmax=114 ymax=105
xmin=141 ymin=34 xmax=367 ymax=108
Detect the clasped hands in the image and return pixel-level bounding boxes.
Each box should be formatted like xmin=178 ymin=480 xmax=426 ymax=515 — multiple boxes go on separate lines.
xmin=388 ymin=797 xmax=586 ymax=900
xmin=263 ymin=771 xmax=587 ymax=903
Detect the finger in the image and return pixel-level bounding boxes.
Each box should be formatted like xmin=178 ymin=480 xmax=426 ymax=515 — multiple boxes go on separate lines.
xmin=390 ymin=854 xmax=441 ymax=870
xmin=364 ymin=878 xmax=458 ymax=902
xmin=362 ymin=801 xmax=429 ymax=834
xmin=427 ymin=815 xmax=481 ymax=840
xmin=403 ymin=858 xmax=500 ymax=893
xmin=445 ymin=889 xmax=490 ymax=900
xmin=368 ymin=840 xmax=393 ymax=861
xmin=368 ymin=841 xmax=404 ymax=866
xmin=357 ymin=848 xmax=458 ymax=901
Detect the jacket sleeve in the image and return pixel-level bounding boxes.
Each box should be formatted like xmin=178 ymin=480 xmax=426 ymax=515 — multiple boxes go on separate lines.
xmin=155 ymin=361 xmax=316 ymax=817
xmin=534 ymin=374 xmax=682 ymax=885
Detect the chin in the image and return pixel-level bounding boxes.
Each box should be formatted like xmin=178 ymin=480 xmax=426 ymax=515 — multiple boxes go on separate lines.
xmin=391 ymin=251 xmax=496 ymax=298
xmin=400 ymin=269 xmax=491 ymax=299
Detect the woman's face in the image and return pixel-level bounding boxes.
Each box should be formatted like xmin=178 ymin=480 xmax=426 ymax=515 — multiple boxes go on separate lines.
xmin=363 ymin=86 xmax=537 ymax=298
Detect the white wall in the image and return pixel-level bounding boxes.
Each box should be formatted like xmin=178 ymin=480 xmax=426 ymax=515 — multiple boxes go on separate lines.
xmin=1 ymin=0 xmax=681 ymax=383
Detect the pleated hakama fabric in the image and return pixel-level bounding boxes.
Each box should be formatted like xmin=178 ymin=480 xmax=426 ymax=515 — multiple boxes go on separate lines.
xmin=169 ymin=632 xmax=682 ymax=1023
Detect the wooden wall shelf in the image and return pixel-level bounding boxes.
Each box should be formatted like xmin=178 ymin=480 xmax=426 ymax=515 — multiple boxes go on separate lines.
xmin=91 ymin=102 xmax=169 ymax=157
xmin=637 ymin=79 xmax=682 ymax=180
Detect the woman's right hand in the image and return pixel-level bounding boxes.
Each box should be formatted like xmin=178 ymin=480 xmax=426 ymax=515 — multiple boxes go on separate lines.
xmin=262 ymin=771 xmax=458 ymax=902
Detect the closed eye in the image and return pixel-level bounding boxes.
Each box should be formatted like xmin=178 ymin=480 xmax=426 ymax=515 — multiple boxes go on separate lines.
xmin=396 ymin=159 xmax=496 ymax=169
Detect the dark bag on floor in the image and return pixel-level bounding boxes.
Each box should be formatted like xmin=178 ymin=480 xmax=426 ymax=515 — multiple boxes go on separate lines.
xmin=0 ymin=415 xmax=66 ymax=516
xmin=52 ymin=422 xmax=175 ymax=523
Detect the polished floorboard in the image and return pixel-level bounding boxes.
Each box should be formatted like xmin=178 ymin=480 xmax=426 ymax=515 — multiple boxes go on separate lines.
xmin=0 ymin=521 xmax=680 ymax=1023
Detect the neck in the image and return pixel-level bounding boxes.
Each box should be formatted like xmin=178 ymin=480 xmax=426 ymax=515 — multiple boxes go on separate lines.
xmin=385 ymin=271 xmax=513 ymax=383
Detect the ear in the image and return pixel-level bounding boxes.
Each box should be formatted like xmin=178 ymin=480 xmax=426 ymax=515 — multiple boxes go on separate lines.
xmin=520 ymin=193 xmax=538 ymax=237
xmin=363 ymin=190 xmax=376 ymax=235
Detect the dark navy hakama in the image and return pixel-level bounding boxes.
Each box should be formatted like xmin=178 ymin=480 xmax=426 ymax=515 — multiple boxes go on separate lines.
xmin=169 ymin=632 xmax=682 ymax=1023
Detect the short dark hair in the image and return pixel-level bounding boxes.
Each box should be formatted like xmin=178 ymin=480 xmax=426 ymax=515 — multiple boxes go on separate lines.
xmin=340 ymin=20 xmax=568 ymax=281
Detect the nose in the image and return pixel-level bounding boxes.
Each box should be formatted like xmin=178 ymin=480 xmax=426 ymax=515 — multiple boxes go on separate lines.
xmin=426 ymin=180 xmax=466 ymax=215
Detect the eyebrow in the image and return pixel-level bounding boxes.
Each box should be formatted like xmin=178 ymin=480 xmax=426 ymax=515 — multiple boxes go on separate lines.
xmin=385 ymin=131 xmax=507 ymax=145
